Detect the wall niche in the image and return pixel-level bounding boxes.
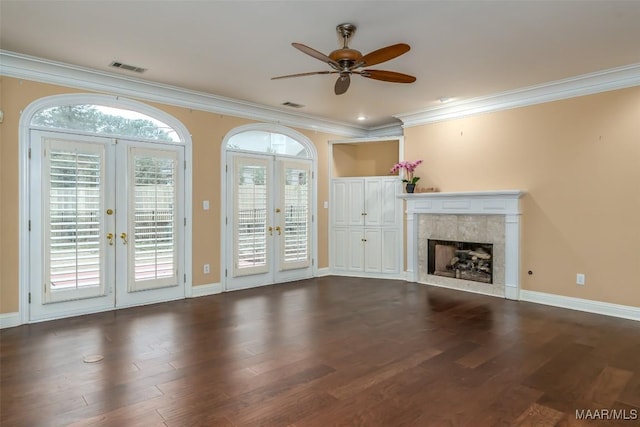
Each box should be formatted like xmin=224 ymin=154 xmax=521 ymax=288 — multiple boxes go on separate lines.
xmin=332 ymin=139 xmax=399 ymax=177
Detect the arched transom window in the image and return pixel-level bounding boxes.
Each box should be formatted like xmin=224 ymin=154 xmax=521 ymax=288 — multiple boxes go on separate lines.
xmin=31 ymin=104 xmax=181 ymax=142
xmin=227 ymin=130 xmax=311 ymax=158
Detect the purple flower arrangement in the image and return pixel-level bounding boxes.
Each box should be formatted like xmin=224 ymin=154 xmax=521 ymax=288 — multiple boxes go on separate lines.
xmin=390 ymin=159 xmax=423 ymax=184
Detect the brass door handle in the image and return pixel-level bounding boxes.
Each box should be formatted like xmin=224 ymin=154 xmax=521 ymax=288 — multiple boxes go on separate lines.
xmin=107 ymin=233 xmax=114 ymax=246
xmin=275 ymin=226 xmax=282 ymax=235
xmin=268 ymin=226 xmax=273 ymax=236
xmin=120 ymin=232 xmax=128 ymax=244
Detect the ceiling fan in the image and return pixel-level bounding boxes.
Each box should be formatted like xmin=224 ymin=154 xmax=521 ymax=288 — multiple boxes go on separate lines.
xmin=272 ymin=23 xmax=416 ymax=95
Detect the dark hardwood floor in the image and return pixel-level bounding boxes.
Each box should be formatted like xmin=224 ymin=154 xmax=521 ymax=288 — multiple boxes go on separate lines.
xmin=1 ymin=276 xmax=639 ymax=426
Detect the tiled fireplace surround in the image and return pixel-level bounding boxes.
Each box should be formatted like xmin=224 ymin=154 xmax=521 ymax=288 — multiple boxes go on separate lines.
xmin=400 ymin=191 xmax=525 ymax=300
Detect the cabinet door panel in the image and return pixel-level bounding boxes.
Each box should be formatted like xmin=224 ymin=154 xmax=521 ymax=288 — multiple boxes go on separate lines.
xmin=364 ymin=229 xmax=381 ymax=273
xmin=347 ymin=229 xmax=365 ymax=271
xmin=347 ymin=180 xmax=365 ymax=226
xmin=332 ymin=228 xmax=349 ymax=271
xmin=381 ymin=180 xmax=401 ymax=226
xmin=332 ymin=180 xmax=349 ymax=227
xmin=364 ymin=179 xmax=381 ymax=226
xmin=381 ymin=229 xmax=399 ymax=273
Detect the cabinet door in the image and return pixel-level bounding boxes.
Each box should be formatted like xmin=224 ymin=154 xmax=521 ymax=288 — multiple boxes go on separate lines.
xmin=347 ymin=229 xmax=365 ymax=271
xmin=380 ymin=179 xmax=401 ymax=227
xmin=364 ymin=228 xmax=382 ymax=273
xmin=381 ymin=229 xmax=400 ymax=273
xmin=364 ymin=179 xmax=382 ymax=226
xmin=332 ymin=180 xmax=349 ymax=227
xmin=332 ymin=227 xmax=349 ymax=271
xmin=347 ymin=180 xmax=365 ymax=226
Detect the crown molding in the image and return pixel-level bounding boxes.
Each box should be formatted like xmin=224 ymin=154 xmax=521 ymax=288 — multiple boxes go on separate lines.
xmin=394 ymin=63 xmax=640 ymax=128
xmin=0 ymin=50 xmax=368 ymax=138
xmin=366 ymin=121 xmax=404 ymax=138
xmin=4 ymin=51 xmax=639 ymax=135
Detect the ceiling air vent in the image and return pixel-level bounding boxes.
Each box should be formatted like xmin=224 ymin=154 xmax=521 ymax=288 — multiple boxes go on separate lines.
xmin=282 ymin=101 xmax=305 ymax=109
xmin=110 ymin=61 xmax=147 ymax=73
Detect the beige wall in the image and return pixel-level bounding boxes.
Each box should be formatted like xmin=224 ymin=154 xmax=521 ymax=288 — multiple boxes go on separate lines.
xmin=404 ymin=87 xmax=640 ymax=307
xmin=0 ymin=77 xmax=337 ymax=313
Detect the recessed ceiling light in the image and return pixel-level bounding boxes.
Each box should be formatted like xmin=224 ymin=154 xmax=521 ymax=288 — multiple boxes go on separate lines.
xmin=357 ymin=115 xmax=368 ymax=121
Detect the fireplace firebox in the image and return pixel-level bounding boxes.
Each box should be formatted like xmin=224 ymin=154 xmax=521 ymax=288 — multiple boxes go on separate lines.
xmin=428 ymin=239 xmax=493 ymax=284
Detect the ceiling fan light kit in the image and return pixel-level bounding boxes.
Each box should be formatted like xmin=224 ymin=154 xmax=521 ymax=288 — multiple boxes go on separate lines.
xmin=272 ymin=23 xmax=416 ymax=95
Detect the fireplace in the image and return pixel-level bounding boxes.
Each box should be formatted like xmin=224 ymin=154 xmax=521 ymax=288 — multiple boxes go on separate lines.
xmin=399 ymin=190 xmax=524 ymax=300
xmin=428 ymin=239 xmax=493 ymax=284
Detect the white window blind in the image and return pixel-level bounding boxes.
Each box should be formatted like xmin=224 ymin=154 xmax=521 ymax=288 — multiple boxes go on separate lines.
xmin=48 ymin=148 xmax=102 ymax=290
xmin=236 ymin=164 xmax=268 ymax=270
xmin=133 ymin=155 xmax=176 ymax=282
xmin=283 ymin=166 xmax=309 ymax=264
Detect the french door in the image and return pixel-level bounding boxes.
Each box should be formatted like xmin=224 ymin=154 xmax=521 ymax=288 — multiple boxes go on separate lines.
xmin=29 ymin=130 xmax=185 ymax=321
xmin=225 ymin=152 xmax=313 ymax=291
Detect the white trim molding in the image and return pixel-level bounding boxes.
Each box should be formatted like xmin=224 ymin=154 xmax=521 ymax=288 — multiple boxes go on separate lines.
xmin=190 ymin=283 xmax=223 ymax=298
xmin=394 ymin=63 xmax=640 ymax=127
xmin=315 ymin=267 xmax=331 ymax=277
xmin=520 ymin=290 xmax=640 ymax=322
xmin=0 ymin=312 xmax=21 ymax=329
xmin=0 ymin=50 xmax=368 ymax=138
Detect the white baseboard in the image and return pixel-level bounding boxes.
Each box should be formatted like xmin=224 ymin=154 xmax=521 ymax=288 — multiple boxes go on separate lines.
xmin=400 ymin=270 xmax=413 ymax=281
xmin=315 ymin=267 xmax=331 ymax=277
xmin=520 ymin=290 xmax=640 ymax=322
xmin=0 ymin=312 xmax=22 ymax=329
xmin=329 ymin=271 xmax=406 ymax=281
xmin=190 ymin=282 xmax=222 ymax=298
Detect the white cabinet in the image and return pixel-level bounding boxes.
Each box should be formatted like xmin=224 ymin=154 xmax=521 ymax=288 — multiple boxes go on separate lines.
xmin=331 ymin=177 xmax=402 ymax=277
xmin=332 ymin=178 xmax=401 ymax=227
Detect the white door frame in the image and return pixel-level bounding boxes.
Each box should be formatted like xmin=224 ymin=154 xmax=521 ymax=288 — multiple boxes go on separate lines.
xmin=220 ymin=123 xmax=318 ymax=291
xmin=18 ymin=94 xmax=193 ymax=324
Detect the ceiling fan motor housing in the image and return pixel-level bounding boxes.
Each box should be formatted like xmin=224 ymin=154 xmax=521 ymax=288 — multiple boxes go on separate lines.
xmin=329 ymin=48 xmax=362 ymax=64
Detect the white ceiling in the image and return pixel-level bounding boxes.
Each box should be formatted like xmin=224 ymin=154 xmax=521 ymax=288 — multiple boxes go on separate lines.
xmin=2 ymin=0 xmax=639 ymax=129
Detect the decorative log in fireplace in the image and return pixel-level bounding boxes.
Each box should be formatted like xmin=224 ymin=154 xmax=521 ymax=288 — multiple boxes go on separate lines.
xmin=428 ymin=239 xmax=493 ymax=284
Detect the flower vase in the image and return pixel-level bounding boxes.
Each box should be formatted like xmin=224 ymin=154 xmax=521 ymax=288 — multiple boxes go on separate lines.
xmin=405 ymin=183 xmax=416 ymax=193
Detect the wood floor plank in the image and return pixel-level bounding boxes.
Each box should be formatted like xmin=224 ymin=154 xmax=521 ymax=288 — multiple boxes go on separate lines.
xmin=513 ymin=402 xmax=565 ymax=426
xmin=582 ymin=366 xmax=634 ymax=407
xmin=2 ymin=276 xmax=639 ymax=426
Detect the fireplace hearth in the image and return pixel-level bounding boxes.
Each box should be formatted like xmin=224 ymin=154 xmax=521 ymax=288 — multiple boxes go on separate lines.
xmin=428 ymin=239 xmax=493 ymax=284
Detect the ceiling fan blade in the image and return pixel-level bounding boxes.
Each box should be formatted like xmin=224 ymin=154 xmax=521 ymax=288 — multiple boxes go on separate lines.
xmin=292 ymin=43 xmax=340 ymax=68
xmin=356 ymin=43 xmax=410 ymax=68
xmin=335 ymin=74 xmax=351 ymax=95
xmin=359 ymin=69 xmax=416 ymax=83
xmin=271 ymin=71 xmax=334 ymax=80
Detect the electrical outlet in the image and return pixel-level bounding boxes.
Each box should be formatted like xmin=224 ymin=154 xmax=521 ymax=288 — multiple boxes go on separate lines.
xmin=203 ymin=264 xmax=210 ymax=274
xmin=576 ymin=273 xmax=585 ymax=285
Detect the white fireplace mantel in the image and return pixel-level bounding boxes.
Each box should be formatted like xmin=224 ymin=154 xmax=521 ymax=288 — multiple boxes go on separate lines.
xmin=399 ymin=190 xmax=525 ymax=300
